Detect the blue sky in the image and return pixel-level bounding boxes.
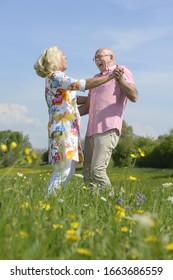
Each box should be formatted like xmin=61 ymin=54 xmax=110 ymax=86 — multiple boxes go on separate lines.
xmin=0 ymin=0 xmax=173 ymax=148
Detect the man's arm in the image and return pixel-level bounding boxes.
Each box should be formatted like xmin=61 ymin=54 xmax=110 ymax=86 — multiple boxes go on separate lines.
xmin=114 ymin=66 xmax=138 ymax=102
xmin=118 ymin=80 xmax=138 ymax=102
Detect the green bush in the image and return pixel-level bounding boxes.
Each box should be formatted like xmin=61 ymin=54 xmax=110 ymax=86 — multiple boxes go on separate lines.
xmin=112 ymin=121 xmax=135 ymax=167
xmin=148 ymin=135 xmax=173 ymax=168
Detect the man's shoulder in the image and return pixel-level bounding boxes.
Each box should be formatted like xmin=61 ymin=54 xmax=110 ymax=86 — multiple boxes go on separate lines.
xmin=119 ymin=65 xmax=131 ymax=71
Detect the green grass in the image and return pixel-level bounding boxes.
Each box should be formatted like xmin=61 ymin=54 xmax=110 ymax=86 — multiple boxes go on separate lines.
xmin=0 ymin=162 xmax=173 ymax=260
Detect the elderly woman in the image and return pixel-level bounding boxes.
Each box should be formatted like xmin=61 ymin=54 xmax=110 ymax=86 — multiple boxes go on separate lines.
xmin=34 ymin=45 xmax=116 ymax=194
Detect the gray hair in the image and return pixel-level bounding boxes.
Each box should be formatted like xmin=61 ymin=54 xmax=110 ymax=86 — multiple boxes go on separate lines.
xmin=34 ymin=46 xmax=62 ymax=78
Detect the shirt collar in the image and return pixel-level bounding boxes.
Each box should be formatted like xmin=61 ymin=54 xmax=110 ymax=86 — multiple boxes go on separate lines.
xmin=99 ymin=65 xmax=117 ymax=75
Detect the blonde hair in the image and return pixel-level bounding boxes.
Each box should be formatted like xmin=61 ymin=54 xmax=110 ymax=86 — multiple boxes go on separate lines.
xmin=34 ymin=46 xmax=62 ymax=78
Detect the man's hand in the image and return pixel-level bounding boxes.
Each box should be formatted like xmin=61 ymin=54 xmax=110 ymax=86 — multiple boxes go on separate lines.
xmin=113 ymin=66 xmax=124 ymax=81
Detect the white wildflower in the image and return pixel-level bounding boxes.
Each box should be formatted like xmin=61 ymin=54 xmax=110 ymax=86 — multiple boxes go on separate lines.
xmin=17 ymin=172 xmax=24 ymax=177
xmin=74 ymin=174 xmax=84 ymax=178
xmin=100 ymin=196 xmax=107 ymax=202
xmin=131 ymin=213 xmax=156 ymax=228
xmin=167 ymin=196 xmax=173 ymax=204
xmin=162 ymin=182 xmax=173 ymax=188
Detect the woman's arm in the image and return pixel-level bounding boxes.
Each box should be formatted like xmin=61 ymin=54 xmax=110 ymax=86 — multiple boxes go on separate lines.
xmin=77 ymin=96 xmax=88 ymax=105
xmin=85 ymin=72 xmax=115 ymax=90
xmin=51 ymin=71 xmax=116 ymax=91
xmin=78 ymin=96 xmax=90 ymax=116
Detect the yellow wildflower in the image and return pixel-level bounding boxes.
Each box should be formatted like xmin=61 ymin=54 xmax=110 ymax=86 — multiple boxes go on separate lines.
xmin=1 ymin=144 xmax=7 ymax=152
xmin=120 ymin=226 xmax=129 ymax=233
xmin=42 ymin=203 xmax=51 ymax=211
xmin=53 ymin=224 xmax=63 ymax=229
xmin=144 ymin=235 xmax=158 ymax=243
xmin=21 ymin=202 xmax=29 ymax=209
xmin=95 ymin=228 xmax=103 ymax=235
xmin=164 ymin=243 xmax=173 ymax=251
xmin=127 ymin=220 xmax=136 ymax=225
xmin=66 ymin=235 xmax=81 ymax=241
xmin=32 ymin=151 xmax=37 ymax=159
xmin=131 ymin=254 xmax=138 ymax=260
xmin=138 ymin=148 xmax=145 ymax=157
xmin=19 ymin=230 xmax=29 ymax=238
xmin=26 ymin=155 xmax=32 ymax=164
xmin=39 ymin=201 xmax=51 ymax=211
xmin=129 ymin=176 xmax=137 ymax=181
xmin=67 ymin=214 xmax=76 ymax=219
xmin=115 ymin=206 xmax=126 ymax=218
xmin=76 ymin=247 xmax=92 ymax=256
xmin=10 ymin=141 xmax=17 ymax=150
xmin=24 ymin=147 xmax=31 ymax=155
xmin=130 ymin=153 xmax=137 ymax=158
xmin=70 ymin=222 xmax=80 ymax=229
xmin=66 ymin=229 xmax=76 ymax=235
xmin=136 ymin=209 xmax=145 ymax=214
xmin=65 ymin=229 xmax=81 ymax=241
xmin=83 ymin=230 xmax=95 ymax=238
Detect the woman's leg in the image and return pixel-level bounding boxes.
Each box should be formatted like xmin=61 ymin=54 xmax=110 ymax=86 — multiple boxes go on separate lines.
xmin=47 ymin=159 xmax=77 ymax=194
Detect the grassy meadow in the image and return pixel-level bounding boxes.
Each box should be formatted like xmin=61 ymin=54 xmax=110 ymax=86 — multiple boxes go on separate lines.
xmin=0 ymin=162 xmax=173 ymax=260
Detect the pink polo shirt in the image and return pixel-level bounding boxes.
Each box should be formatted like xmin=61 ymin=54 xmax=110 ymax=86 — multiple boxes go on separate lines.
xmin=86 ymin=65 xmax=134 ymax=137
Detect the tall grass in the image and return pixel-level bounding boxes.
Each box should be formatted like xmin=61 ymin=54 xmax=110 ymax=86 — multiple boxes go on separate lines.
xmin=0 ymin=163 xmax=173 ymax=260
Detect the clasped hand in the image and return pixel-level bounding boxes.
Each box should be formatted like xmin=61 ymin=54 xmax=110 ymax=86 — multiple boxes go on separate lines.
xmin=112 ymin=66 xmax=124 ymax=81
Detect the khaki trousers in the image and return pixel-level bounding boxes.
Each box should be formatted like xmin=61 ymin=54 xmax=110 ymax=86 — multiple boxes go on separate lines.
xmin=83 ymin=130 xmax=119 ymax=189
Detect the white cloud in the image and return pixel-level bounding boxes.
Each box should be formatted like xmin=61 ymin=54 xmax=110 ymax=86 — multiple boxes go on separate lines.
xmin=136 ymin=70 xmax=173 ymax=90
xmin=106 ymin=0 xmax=171 ymax=11
xmin=132 ymin=123 xmax=159 ymax=139
xmin=94 ymin=27 xmax=170 ymax=52
xmin=0 ymin=103 xmax=38 ymax=125
xmin=0 ymin=103 xmax=48 ymax=149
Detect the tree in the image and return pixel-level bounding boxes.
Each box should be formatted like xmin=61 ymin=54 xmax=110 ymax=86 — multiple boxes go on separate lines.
xmin=0 ymin=130 xmax=32 ymax=166
xmin=134 ymin=136 xmax=157 ymax=167
xmin=112 ymin=121 xmax=136 ymax=167
xmin=149 ymin=135 xmax=173 ymax=168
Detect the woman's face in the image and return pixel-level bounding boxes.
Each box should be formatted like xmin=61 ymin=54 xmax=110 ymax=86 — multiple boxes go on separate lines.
xmin=59 ymin=52 xmax=67 ymax=71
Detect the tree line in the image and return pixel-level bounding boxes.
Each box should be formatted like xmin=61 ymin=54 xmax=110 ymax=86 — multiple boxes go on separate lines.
xmin=112 ymin=121 xmax=173 ymax=168
xmin=1 ymin=125 xmax=173 ymax=168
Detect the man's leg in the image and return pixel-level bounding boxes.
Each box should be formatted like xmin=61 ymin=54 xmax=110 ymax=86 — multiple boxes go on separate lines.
xmin=82 ymin=136 xmax=94 ymax=184
xmin=90 ymin=130 xmax=119 ymax=189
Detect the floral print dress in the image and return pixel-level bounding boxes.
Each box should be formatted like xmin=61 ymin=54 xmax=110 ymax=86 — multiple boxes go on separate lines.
xmin=45 ymin=71 xmax=86 ymax=165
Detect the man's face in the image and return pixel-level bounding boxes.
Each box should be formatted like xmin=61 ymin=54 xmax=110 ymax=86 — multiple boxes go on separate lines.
xmin=93 ymin=51 xmax=113 ymax=72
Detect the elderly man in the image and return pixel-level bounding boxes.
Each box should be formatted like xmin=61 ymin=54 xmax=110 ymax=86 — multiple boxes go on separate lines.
xmin=78 ymin=47 xmax=138 ymax=191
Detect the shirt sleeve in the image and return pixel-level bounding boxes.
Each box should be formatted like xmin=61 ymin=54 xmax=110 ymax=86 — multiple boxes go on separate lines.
xmin=122 ymin=66 xmax=135 ymax=84
xmin=51 ymin=71 xmax=86 ymax=91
